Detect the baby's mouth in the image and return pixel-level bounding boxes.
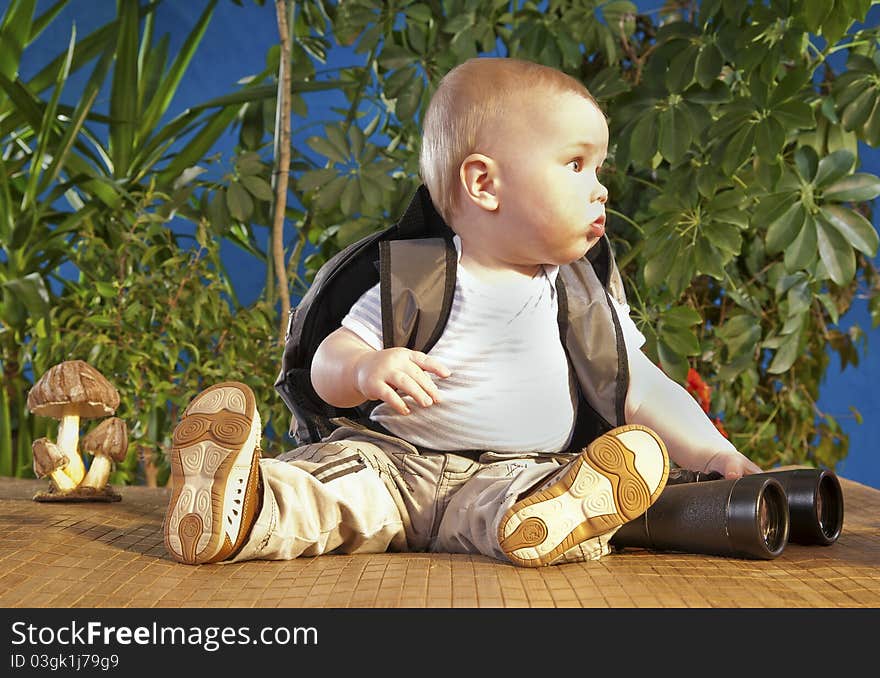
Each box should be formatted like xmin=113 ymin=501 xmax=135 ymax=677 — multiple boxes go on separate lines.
xmin=588 ymin=212 xmax=606 ymax=238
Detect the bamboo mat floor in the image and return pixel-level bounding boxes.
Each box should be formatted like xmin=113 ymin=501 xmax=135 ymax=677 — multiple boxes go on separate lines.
xmin=0 ymin=475 xmax=877 ymax=609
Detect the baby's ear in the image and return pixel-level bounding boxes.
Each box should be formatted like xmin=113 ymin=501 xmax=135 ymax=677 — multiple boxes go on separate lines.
xmin=459 ymin=153 xmax=499 ymax=211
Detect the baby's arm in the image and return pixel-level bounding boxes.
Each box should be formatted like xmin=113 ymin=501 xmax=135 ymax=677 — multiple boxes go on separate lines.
xmin=311 ymin=327 xmax=451 ymax=415
xmin=624 ymin=348 xmax=762 ymax=478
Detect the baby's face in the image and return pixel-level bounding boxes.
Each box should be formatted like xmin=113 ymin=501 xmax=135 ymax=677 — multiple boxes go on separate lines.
xmin=490 ymin=92 xmax=609 ymax=267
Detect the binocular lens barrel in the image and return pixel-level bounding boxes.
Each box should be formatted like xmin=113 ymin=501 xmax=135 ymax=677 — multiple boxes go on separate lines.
xmin=760 ymin=469 xmax=843 ymax=545
xmin=611 ymin=475 xmax=789 ymax=559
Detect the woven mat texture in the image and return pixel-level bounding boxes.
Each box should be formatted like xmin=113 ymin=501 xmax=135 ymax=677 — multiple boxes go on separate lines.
xmin=1 ymin=475 xmax=877 ymax=608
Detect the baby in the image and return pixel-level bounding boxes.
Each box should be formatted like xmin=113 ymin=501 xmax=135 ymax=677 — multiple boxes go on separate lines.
xmin=163 ymin=57 xmax=761 ymax=568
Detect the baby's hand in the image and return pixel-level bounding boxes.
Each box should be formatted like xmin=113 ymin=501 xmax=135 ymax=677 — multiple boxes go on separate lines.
xmin=702 ymin=450 xmax=763 ymax=479
xmin=354 ymin=348 xmax=451 ymax=415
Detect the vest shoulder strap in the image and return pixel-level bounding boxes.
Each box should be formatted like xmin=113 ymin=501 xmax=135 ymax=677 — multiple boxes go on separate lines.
xmin=378 ymin=237 xmax=457 ymax=353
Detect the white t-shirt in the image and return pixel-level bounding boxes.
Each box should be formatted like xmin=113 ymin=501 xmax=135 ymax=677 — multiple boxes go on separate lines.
xmin=341 ymin=236 xmax=645 ymax=454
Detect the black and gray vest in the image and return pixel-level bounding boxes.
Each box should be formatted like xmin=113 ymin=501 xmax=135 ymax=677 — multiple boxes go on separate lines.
xmin=275 ymin=185 xmax=630 ymax=454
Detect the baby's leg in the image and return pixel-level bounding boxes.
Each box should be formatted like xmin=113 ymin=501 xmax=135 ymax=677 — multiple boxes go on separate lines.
xmin=231 ymin=440 xmax=406 ymax=562
xmin=436 ymin=425 xmax=670 ymax=567
xmin=163 ymin=381 xmax=404 ymax=564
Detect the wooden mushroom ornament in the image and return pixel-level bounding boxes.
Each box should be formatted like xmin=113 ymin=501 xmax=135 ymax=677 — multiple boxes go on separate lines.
xmin=32 ymin=438 xmax=77 ymax=492
xmin=27 ymin=360 xmax=120 ymax=486
xmin=80 ymin=417 xmax=128 ymax=491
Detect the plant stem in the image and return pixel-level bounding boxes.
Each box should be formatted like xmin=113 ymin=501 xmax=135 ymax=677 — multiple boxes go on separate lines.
xmin=272 ymin=0 xmax=293 ymax=343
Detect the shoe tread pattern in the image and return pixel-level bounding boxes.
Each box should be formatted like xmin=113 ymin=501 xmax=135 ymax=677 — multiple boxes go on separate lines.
xmin=164 ymin=382 xmax=260 ymax=565
xmin=498 ymin=425 xmax=668 ymax=567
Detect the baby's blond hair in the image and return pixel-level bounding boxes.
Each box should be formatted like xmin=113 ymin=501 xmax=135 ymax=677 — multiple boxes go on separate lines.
xmin=419 ymin=57 xmax=598 ymax=223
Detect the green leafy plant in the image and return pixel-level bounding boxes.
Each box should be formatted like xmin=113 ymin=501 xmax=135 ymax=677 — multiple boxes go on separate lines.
xmin=33 ymin=185 xmax=289 ymax=484
xmin=268 ymin=0 xmax=880 ymax=471
xmin=6 ymin=0 xmax=880 ymax=484
xmin=1 ymin=0 xmax=274 ymax=478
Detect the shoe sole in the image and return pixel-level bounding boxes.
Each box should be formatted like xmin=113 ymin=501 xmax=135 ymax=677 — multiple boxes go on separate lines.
xmin=164 ymin=382 xmax=261 ymax=564
xmin=498 ymin=425 xmax=668 ymax=567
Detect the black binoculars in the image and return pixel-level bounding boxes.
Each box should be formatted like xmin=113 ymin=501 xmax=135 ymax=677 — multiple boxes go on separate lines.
xmin=609 ymin=468 xmax=844 ymax=560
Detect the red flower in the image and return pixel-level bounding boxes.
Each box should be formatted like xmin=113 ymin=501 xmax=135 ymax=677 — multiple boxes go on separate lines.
xmin=685 ymin=367 xmax=711 ymax=414
xmin=712 ymin=417 xmax=730 ymax=439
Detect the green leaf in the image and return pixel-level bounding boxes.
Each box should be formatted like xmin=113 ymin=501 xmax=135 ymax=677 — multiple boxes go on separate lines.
xmin=226 ymin=180 xmax=253 ymax=222
xmin=821 ymin=173 xmax=880 ymax=202
xmin=659 ymin=322 xmax=701 ymax=356
xmin=752 ymin=192 xmax=798 ymax=229
xmin=814 ymin=150 xmax=855 ymax=188
xmin=3 ymin=272 xmax=50 ymax=322
xmin=785 ymin=279 xmax=812 ymax=317
xmin=297 ymin=167 xmax=337 ymax=193
xmin=773 ymin=100 xmax=814 ymax=129
xmin=0 ymin=0 xmax=36 ymax=80
xmin=627 ymin=110 xmax=658 ymax=166
xmin=240 ymin=175 xmax=273 ymax=202
xmin=755 ymin=116 xmax=785 ymax=163
xmin=378 ymin=44 xmax=416 ymax=70
xmin=306 ymin=134 xmax=348 ymax=164
xmin=766 ymin=202 xmax=806 ymax=254
xmin=704 ymin=221 xmax=742 ymax=255
xmin=821 ymin=4 xmax=852 ymax=45
xmin=325 ymin=124 xmax=351 ymax=163
xmin=769 ymin=66 xmax=809 ymax=107
xmin=794 ymin=145 xmax=819 ymax=182
xmin=695 ymin=43 xmax=723 ymax=89
xmin=695 ymin=238 xmax=724 ymax=278
xmin=667 ymin=44 xmax=698 ymax=92
xmin=406 ymin=3 xmax=434 ymax=23
xmin=23 ymin=24 xmax=75 ymax=212
xmin=315 ymin=175 xmax=347 ymax=212
xmin=817 ymin=215 xmax=856 ymax=286
xmin=804 ymin=0 xmax=833 ymax=32
xmin=662 ymin=305 xmax=703 ymax=327
xmin=657 ymin=339 xmax=689 ymax=383
xmin=658 ymin=105 xmax=692 ymax=164
xmin=767 ymin=331 xmax=800 ymax=374
xmin=820 ymin=205 xmax=879 ymax=256
xmin=784 ymin=212 xmax=818 ymax=272
xmin=755 ymin=157 xmax=783 ymax=190
xmin=109 ymin=0 xmax=140 ymax=177
xmin=862 ymin=94 xmax=880 ymax=146
xmin=841 ymin=88 xmax=877 ymax=132
xmin=207 ymin=188 xmax=229 ymax=231
xmin=722 ymin=123 xmax=755 ymax=174
xmin=817 ymin=291 xmax=840 ymax=324
xmin=395 ymin=73 xmax=424 ymax=121
xmin=716 ymin=315 xmax=761 ymax=359
xmin=339 ymin=177 xmax=361 ymax=215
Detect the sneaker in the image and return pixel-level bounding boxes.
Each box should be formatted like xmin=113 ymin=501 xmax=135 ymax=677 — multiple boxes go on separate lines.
xmin=498 ymin=424 xmax=669 ymax=567
xmin=164 ymin=382 xmax=263 ymax=564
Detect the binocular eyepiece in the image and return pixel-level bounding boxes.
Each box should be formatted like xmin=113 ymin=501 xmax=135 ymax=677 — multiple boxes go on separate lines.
xmin=610 ymin=468 xmax=844 ymax=560
xmin=766 ymin=468 xmax=844 ymax=546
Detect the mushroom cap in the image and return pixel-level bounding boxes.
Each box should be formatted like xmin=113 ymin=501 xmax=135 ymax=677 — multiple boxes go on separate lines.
xmin=32 ymin=438 xmax=68 ymax=477
xmin=81 ymin=417 xmax=129 ymax=462
xmin=27 ymin=360 xmax=120 ymax=419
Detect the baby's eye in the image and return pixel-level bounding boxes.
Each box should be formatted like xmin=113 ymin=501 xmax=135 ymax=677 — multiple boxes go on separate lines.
xmin=568 ymin=159 xmax=581 ymax=172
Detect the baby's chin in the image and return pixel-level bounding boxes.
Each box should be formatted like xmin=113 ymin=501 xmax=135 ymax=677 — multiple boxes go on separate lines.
xmin=572 ymin=235 xmax=602 ymax=261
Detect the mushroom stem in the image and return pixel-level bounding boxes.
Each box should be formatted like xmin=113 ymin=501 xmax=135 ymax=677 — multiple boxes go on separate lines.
xmin=80 ymin=455 xmax=112 ymax=490
xmin=50 ymin=468 xmax=78 ymax=491
xmin=32 ymin=438 xmax=77 ymax=492
xmin=57 ymin=414 xmax=85 ymax=484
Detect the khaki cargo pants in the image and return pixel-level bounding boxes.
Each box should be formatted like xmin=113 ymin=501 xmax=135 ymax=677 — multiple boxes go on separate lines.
xmin=231 ymin=420 xmax=615 ymax=564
